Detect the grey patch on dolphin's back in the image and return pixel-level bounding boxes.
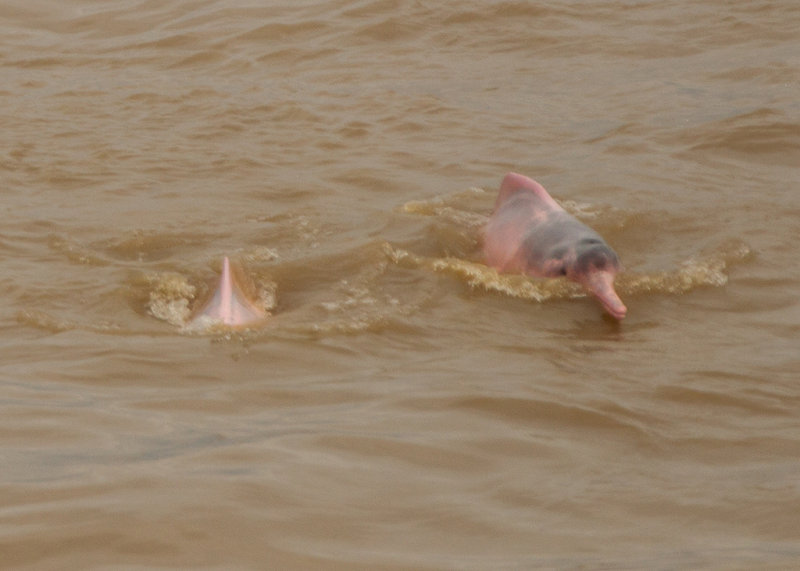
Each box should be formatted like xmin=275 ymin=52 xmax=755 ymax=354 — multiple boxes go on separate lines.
xmin=517 ymin=212 xmax=583 ymax=275
xmin=520 ymin=224 xmax=564 ymax=275
xmin=574 ymin=239 xmax=621 ymax=275
xmin=549 ymin=246 xmax=568 ymax=260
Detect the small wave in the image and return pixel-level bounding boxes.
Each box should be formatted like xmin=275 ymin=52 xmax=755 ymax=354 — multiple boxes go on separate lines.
xmin=384 ymin=239 xmax=751 ymax=302
xmin=618 ymin=240 xmax=752 ymax=296
xmin=307 ymin=276 xmax=410 ymax=336
xmin=15 ymin=308 xmax=123 ymax=335
xmin=386 ymin=243 xmax=583 ymax=302
xmin=402 ymin=186 xmax=490 ymax=229
xmin=48 ymin=235 xmax=107 ymax=266
xmin=402 ymin=186 xmax=627 ymax=236
xmin=680 ymin=108 xmax=800 ymax=167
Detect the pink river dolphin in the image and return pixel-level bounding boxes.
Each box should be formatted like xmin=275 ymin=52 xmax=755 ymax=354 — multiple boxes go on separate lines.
xmin=483 ymin=172 xmax=627 ymax=320
xmin=189 ymin=256 xmax=267 ymax=327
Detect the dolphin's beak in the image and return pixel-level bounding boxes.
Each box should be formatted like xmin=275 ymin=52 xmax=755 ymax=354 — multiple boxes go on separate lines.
xmin=192 ymin=257 xmax=266 ymax=327
xmin=583 ymin=270 xmax=627 ymax=320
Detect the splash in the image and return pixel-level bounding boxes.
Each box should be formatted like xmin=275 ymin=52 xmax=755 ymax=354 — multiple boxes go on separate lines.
xmin=145 ymin=272 xmax=197 ymax=327
xmin=384 ymin=240 xmax=752 ymax=302
xmin=384 ymin=243 xmax=578 ymax=301
xmin=618 ymin=240 xmax=752 ymax=296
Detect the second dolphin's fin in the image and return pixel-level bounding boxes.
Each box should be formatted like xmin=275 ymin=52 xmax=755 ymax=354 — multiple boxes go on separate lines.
xmin=191 ymin=256 xmax=266 ymax=327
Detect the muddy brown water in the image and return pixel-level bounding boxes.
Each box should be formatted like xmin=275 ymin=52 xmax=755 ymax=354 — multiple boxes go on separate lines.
xmin=2 ymin=1 xmax=799 ymax=568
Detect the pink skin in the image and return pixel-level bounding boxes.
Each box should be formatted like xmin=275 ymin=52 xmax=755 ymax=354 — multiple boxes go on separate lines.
xmin=191 ymin=256 xmax=266 ymax=327
xmin=580 ymin=267 xmax=627 ymax=320
xmin=484 ymin=173 xmax=627 ymax=320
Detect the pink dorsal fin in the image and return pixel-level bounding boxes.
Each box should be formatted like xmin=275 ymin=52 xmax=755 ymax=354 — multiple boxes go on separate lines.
xmin=193 ymin=256 xmax=266 ymax=327
xmin=495 ymin=172 xmax=562 ymax=212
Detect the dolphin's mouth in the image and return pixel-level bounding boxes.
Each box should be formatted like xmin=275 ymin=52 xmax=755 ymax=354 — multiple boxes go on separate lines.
xmin=599 ymin=296 xmax=627 ymax=320
xmin=584 ymin=271 xmax=627 ymax=320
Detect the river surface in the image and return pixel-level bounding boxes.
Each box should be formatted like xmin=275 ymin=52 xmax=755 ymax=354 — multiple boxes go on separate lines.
xmin=1 ymin=1 xmax=799 ymax=569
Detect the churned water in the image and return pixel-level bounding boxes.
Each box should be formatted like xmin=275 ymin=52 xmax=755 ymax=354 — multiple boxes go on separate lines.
xmin=1 ymin=1 xmax=798 ymax=568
